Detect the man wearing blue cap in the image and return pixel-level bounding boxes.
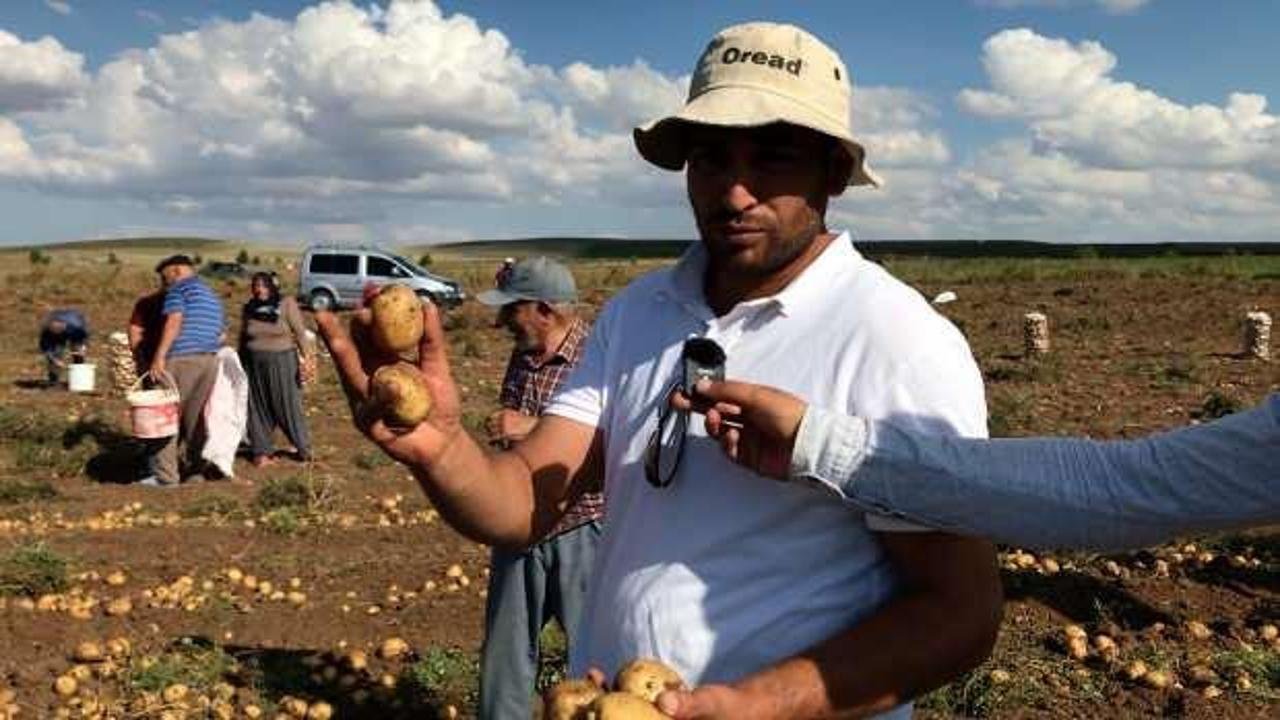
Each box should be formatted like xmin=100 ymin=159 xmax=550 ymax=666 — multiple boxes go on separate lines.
xmin=38 ymin=308 xmax=90 ymax=386
xmin=475 ymin=257 xmax=602 ymax=719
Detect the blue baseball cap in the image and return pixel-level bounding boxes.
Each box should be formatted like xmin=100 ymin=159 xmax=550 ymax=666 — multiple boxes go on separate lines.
xmin=476 ymin=256 xmax=577 ymax=306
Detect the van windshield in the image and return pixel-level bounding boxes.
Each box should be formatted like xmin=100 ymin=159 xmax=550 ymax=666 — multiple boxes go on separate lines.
xmin=392 ymin=254 xmax=430 ymax=277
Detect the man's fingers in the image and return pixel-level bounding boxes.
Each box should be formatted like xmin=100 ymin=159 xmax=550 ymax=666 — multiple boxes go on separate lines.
xmin=417 ymin=301 xmax=452 ymax=377
xmin=314 ymin=310 xmax=370 ymax=402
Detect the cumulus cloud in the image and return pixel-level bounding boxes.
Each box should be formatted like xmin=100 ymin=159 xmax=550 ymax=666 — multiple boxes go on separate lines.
xmin=0 ymin=0 xmax=949 ymax=242
xmin=44 ymin=1 xmax=72 ymax=17
xmin=976 ymin=0 xmax=1151 ymax=14
xmin=0 ymin=30 xmax=87 ymax=113
xmin=958 ymin=29 xmax=1278 ymax=171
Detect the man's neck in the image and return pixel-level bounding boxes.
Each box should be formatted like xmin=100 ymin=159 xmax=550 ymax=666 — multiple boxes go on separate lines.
xmin=704 ymin=231 xmax=838 ymax=316
xmin=530 ymin=318 xmax=574 ymax=365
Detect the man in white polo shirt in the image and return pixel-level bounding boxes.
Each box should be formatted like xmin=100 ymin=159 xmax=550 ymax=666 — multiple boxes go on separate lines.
xmin=316 ymin=22 xmax=1001 ymax=719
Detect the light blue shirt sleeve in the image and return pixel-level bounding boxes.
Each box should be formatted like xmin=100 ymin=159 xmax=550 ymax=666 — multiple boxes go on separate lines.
xmin=791 ymin=394 xmax=1279 ymax=550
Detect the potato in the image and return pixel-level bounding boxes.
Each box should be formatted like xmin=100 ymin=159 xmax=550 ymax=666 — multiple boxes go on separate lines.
xmin=586 ymin=692 xmax=670 ymax=719
xmin=544 ymin=678 xmax=604 ymax=720
xmin=369 ymin=284 xmax=425 ymax=354
xmin=614 ymin=658 xmax=685 ymax=703
xmin=369 ymin=363 xmax=432 ymax=428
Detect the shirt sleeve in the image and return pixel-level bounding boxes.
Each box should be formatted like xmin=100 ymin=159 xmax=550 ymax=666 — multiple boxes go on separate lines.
xmin=815 ymin=394 xmax=1280 ymax=550
xmin=543 ymin=304 xmax=612 ymax=429
xmin=282 ymin=298 xmax=309 ymax=352
xmin=162 ymin=284 xmax=185 ymax=315
xmin=860 ymin=343 xmax=988 ymax=533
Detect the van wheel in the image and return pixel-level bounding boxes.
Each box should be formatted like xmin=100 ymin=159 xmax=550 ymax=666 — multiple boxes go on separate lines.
xmin=309 ymin=289 xmax=335 ymax=311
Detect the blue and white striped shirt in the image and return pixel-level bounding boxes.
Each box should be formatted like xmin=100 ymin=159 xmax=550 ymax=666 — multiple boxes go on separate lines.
xmin=163 ymin=276 xmax=224 ymax=356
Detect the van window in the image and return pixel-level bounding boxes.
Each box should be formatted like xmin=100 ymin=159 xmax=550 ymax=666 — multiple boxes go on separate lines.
xmin=310 ymin=254 xmax=358 ymax=275
xmin=366 ymin=256 xmax=402 ymax=278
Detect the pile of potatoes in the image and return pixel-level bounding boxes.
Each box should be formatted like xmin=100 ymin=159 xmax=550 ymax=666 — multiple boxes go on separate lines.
xmin=362 ymin=284 xmax=432 ymax=428
xmin=544 ymin=658 xmax=686 ymax=719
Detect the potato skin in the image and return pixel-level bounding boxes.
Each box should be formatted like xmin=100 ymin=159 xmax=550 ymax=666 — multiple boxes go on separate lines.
xmin=369 ymin=363 xmax=431 ymax=427
xmin=369 ymin=284 xmax=425 ymax=354
xmin=614 ymin=658 xmax=685 ymax=704
xmin=586 ymin=692 xmax=669 ymax=719
xmin=544 ymin=678 xmax=604 ymax=720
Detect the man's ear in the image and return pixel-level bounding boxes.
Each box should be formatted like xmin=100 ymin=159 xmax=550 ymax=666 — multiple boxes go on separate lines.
xmin=826 ymin=145 xmax=855 ymax=196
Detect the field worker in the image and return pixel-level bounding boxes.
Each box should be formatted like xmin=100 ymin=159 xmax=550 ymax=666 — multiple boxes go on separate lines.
xmin=238 ymin=271 xmax=314 ymax=468
xmin=38 ymin=308 xmax=89 ymax=386
xmin=128 ymin=273 xmax=172 ymax=484
xmin=495 ymin=256 xmax=516 ymax=288
xmin=316 ymin=22 xmax=1001 ymax=720
xmin=147 ymin=254 xmax=226 ymax=486
xmin=475 ymin=257 xmax=602 ymax=719
xmin=678 ymin=380 xmax=1279 ymax=551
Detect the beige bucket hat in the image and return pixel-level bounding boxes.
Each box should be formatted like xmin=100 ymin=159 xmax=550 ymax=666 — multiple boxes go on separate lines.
xmin=634 ymin=21 xmax=881 ymax=187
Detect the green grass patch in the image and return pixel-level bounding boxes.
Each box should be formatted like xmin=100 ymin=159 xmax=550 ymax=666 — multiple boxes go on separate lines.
xmin=261 ymin=507 xmax=304 ymax=536
xmin=129 ymin=639 xmax=236 ymax=693
xmin=253 ymin=474 xmax=338 ymax=513
xmin=0 ymin=542 xmax=70 ymax=596
xmin=0 ymin=478 xmax=59 ymax=504
xmin=401 ymin=647 xmax=479 ymax=708
xmin=352 ymin=450 xmax=391 ymax=471
xmin=1212 ymin=647 xmax=1280 ymax=700
xmin=180 ymin=494 xmax=243 ymax=519
xmin=536 ymin=620 xmax=569 ymax=692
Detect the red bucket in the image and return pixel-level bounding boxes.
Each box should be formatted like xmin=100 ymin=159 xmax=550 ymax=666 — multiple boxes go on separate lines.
xmin=126 ymin=373 xmax=179 ymax=439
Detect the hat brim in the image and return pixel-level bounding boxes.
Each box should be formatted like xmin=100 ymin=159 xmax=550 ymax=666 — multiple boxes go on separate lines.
xmin=475 ymin=289 xmax=525 ymax=306
xmin=634 ymin=84 xmax=882 ymax=187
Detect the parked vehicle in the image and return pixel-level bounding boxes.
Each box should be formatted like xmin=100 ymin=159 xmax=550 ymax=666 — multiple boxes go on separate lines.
xmin=298 ymin=245 xmax=465 ymax=311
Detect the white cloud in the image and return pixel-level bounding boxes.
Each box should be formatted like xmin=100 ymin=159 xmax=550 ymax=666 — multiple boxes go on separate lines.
xmin=43 ymin=1 xmax=72 ymax=17
xmin=976 ymin=0 xmax=1151 ymax=14
xmin=0 ymin=30 xmax=87 ymax=113
xmin=136 ymin=9 xmax=165 ymax=26
xmin=958 ymin=29 xmax=1278 ymax=172
xmin=0 ymin=0 xmax=944 ymax=240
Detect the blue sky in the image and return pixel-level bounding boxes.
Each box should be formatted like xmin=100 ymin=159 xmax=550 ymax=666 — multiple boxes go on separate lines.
xmin=1 ymin=0 xmax=1278 ymax=246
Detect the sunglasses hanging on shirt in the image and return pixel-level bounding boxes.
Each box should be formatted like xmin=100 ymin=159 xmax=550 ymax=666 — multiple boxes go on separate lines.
xmin=644 ymin=337 xmax=727 ymax=488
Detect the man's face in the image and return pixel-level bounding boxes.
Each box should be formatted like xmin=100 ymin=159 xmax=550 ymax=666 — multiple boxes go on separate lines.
xmin=496 ymin=300 xmax=545 ymax=353
xmin=685 ymin=123 xmax=844 ymax=279
xmin=160 ymin=265 xmax=187 ymax=286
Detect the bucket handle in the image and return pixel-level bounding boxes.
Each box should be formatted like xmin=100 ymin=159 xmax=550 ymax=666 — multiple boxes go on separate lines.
xmin=128 ymin=370 xmax=178 ymax=395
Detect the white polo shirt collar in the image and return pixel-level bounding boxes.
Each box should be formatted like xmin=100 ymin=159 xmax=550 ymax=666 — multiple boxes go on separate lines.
xmin=659 ymin=231 xmax=860 ymax=320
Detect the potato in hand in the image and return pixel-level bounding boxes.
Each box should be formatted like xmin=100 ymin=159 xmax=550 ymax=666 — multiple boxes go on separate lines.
xmin=369 ymin=362 xmax=432 ymax=428
xmin=369 ymin=284 xmax=425 ymax=354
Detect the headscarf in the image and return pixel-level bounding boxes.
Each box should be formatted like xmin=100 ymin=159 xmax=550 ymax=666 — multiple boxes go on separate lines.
xmin=244 ymin=272 xmax=282 ymax=323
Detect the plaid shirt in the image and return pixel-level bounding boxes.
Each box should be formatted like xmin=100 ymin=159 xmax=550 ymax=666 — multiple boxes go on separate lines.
xmin=498 ymin=317 xmax=604 ymax=539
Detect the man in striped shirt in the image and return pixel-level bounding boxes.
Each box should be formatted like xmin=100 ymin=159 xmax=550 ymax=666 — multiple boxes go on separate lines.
xmin=476 ymin=257 xmax=602 ymax=719
xmin=147 ymin=255 xmax=226 ymax=486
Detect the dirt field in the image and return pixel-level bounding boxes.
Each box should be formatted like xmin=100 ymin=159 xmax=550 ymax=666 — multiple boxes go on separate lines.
xmin=0 ymin=245 xmax=1276 ymax=719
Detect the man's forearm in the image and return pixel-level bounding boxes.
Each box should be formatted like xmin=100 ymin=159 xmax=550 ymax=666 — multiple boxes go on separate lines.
xmin=796 ymin=397 xmax=1280 ymax=550
xmin=733 ymin=589 xmax=1001 ymax=718
xmin=152 ymin=314 xmax=183 ymax=364
xmin=409 ymin=432 xmax=541 ymax=548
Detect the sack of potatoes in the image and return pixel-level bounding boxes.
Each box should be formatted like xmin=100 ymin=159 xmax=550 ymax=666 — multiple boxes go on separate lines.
xmin=543 ymin=658 xmax=685 ymax=719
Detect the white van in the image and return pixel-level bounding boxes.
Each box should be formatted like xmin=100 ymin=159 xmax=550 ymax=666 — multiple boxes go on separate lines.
xmin=298 ymin=245 xmax=465 ymax=310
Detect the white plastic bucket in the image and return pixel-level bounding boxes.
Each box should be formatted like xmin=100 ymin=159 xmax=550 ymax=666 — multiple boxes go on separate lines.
xmin=126 ymin=373 xmax=180 ymax=439
xmin=68 ymin=363 xmax=97 ymax=392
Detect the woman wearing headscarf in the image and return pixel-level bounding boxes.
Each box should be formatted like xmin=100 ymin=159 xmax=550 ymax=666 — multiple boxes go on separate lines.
xmin=238 ymin=272 xmax=314 ymax=468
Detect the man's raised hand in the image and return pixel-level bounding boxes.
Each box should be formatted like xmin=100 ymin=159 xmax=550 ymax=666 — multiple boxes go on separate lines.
xmin=312 ymin=300 xmax=463 ymax=468
xmin=671 ymin=378 xmax=808 ymax=481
